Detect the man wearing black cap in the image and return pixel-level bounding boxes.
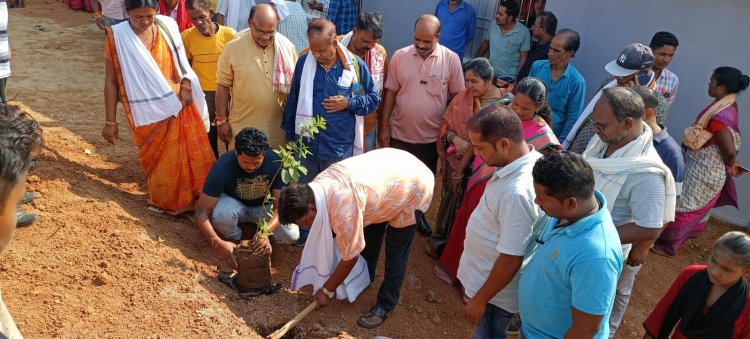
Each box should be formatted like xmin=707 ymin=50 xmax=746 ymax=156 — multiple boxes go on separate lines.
xmin=563 ymin=43 xmax=655 ymax=154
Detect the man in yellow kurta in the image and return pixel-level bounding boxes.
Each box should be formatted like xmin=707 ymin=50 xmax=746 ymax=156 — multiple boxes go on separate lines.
xmin=215 ymin=4 xmax=298 ymax=148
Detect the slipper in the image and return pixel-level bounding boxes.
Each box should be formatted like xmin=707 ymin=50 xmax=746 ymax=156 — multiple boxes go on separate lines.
xmin=21 ymin=192 xmax=40 ymax=205
xmin=147 ymin=205 xmax=164 ymax=214
xmin=433 ymin=264 xmax=455 ymax=286
xmin=16 ymin=209 xmax=37 ymax=227
xmin=650 ymin=246 xmax=675 ymax=258
xmin=357 ymin=305 xmax=388 ymax=329
xmin=237 ymin=283 xmax=283 ymax=299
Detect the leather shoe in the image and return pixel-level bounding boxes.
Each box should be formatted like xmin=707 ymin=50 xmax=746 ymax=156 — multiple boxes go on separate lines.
xmin=416 ymin=215 xmax=432 ymax=237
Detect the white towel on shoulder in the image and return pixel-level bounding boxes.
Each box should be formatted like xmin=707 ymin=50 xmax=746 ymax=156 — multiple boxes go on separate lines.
xmin=583 ymin=122 xmax=677 ymax=223
xmin=295 ymin=42 xmax=365 ymax=155
xmin=112 ymin=16 xmax=208 ymax=131
xmin=290 ymin=182 xmax=370 ymax=302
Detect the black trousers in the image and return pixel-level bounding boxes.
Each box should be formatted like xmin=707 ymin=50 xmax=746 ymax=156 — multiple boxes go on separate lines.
xmin=389 ymin=138 xmax=438 ymax=174
xmin=0 ymin=77 xmax=8 ymax=103
xmin=359 ymin=221 xmax=418 ymax=312
xmin=204 ymin=91 xmax=219 ymax=158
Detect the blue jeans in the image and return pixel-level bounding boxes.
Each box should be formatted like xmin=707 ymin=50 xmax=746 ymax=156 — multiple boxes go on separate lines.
xmin=211 ymin=194 xmax=299 ymax=244
xmin=359 ymin=221 xmax=418 ymax=312
xmin=474 ymin=303 xmax=514 ymax=339
xmin=365 ymin=129 xmax=377 ymax=152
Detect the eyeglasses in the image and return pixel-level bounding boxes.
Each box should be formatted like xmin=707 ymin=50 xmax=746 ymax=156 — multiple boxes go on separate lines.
xmin=250 ymin=21 xmax=276 ymax=38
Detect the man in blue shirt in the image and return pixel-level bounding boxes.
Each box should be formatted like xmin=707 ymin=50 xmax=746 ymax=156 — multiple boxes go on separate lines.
xmin=434 ymin=0 xmax=476 ymax=60
xmin=281 ymin=18 xmax=380 ymax=183
xmin=529 ymin=29 xmax=586 ymax=140
xmin=519 ymin=152 xmax=623 ymax=339
xmin=327 ymin=0 xmax=358 ymax=35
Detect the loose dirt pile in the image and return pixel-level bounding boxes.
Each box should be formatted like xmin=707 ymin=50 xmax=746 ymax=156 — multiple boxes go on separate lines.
xmin=0 ymin=2 xmax=743 ymax=338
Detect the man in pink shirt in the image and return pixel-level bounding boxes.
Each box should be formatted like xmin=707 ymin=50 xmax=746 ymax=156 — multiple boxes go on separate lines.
xmin=278 ymin=148 xmax=434 ymax=329
xmin=378 ymin=14 xmax=464 ymax=236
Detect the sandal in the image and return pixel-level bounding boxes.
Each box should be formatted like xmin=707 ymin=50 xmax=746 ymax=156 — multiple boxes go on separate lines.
xmin=217 ymin=271 xmax=283 ymax=299
xmin=16 ymin=209 xmax=37 ymax=227
xmin=357 ymin=305 xmax=388 ymax=329
xmin=650 ymin=246 xmax=675 ymax=258
xmin=21 ymin=192 xmax=40 ymax=204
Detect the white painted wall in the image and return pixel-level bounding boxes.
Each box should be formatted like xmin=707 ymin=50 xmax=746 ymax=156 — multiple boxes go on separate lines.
xmin=364 ymin=0 xmax=750 ymax=226
xmin=546 ymin=0 xmax=750 ymax=226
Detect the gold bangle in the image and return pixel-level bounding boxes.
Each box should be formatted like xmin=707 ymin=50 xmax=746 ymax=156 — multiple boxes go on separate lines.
xmin=93 ymin=13 xmax=102 ymax=19
xmin=104 ymin=121 xmax=117 ymax=126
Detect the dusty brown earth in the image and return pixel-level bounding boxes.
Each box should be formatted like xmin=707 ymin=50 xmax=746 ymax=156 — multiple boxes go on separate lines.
xmin=1 ymin=1 xmax=745 ymax=338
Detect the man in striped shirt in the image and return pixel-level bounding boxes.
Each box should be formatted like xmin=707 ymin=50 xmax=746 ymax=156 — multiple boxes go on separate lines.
xmin=327 ymin=0 xmax=357 ymax=35
xmin=649 ymin=31 xmax=679 ymax=107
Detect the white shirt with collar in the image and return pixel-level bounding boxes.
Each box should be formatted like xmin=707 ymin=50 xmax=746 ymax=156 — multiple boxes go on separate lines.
xmin=458 ymin=148 xmax=544 ymax=313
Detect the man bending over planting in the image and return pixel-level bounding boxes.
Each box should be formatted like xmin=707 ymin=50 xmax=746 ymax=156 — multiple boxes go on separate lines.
xmin=278 ymin=148 xmax=434 ymax=329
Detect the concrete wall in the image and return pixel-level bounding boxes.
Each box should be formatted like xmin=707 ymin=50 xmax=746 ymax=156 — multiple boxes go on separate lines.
xmin=546 ymin=0 xmax=750 ymax=226
xmin=364 ymin=0 xmax=750 ymax=226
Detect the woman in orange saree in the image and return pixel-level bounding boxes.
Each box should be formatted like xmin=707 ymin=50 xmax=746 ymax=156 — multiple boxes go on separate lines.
xmin=102 ymin=0 xmax=214 ymax=215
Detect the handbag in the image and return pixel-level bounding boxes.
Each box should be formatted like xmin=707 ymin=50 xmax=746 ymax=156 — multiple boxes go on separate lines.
xmin=683 ymin=94 xmax=736 ymax=150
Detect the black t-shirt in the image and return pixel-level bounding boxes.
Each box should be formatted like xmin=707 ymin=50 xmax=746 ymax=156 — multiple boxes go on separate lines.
xmin=202 ymin=150 xmax=284 ymax=206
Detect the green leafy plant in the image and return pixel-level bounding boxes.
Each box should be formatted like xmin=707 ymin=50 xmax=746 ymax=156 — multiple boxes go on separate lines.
xmin=255 ymin=117 xmax=326 ymax=238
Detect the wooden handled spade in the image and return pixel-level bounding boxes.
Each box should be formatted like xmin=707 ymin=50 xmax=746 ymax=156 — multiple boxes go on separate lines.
xmin=266 ymin=302 xmax=318 ymax=339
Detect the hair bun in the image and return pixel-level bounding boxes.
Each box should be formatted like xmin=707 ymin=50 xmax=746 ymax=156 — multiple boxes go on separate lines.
xmin=739 ymin=74 xmax=750 ymax=91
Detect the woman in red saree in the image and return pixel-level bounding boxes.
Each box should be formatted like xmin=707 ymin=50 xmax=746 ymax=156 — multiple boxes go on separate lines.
xmin=102 ymin=0 xmax=214 ymax=215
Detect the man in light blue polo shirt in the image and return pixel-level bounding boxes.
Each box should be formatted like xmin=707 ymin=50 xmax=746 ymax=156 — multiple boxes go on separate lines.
xmin=435 ymin=0 xmax=476 ymax=60
xmin=519 ymin=152 xmax=623 ymax=339
xmin=476 ymin=0 xmax=530 ymax=83
xmin=529 ymin=29 xmax=586 ymax=140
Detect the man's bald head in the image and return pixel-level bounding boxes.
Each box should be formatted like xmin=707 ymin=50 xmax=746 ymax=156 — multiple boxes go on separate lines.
xmin=249 ymin=4 xmax=279 ymax=48
xmin=249 ymin=3 xmax=279 ymax=23
xmin=414 ymin=14 xmax=441 ymax=37
xmin=413 ymin=14 xmax=441 ymax=58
